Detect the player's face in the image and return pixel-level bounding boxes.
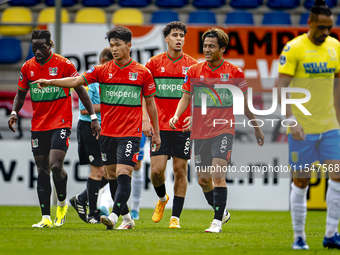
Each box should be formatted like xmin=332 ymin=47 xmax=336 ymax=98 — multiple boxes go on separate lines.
xmin=309 ymin=14 xmax=333 ymax=44
xmin=32 ymin=39 xmax=51 ymax=64
xmin=165 ymin=28 xmax=185 ymax=52
xmin=109 ymin=38 xmax=131 ymax=61
xmin=203 ymin=37 xmax=225 ymax=64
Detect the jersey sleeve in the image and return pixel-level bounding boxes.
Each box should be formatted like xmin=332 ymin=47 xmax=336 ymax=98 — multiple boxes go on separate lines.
xmin=278 ymin=43 xmax=298 ymax=76
xmin=336 ymin=42 xmax=340 ymax=73
xmin=64 ymin=59 xmax=79 ymax=78
xmin=142 ymin=69 xmax=156 ymax=98
xmin=145 ymin=57 xmax=154 ymax=75
xmin=17 ymin=62 xmax=29 ymax=91
xmin=81 ymin=65 xmax=102 ymax=86
xmin=234 ymin=67 xmax=247 ymax=94
xmin=181 ymin=67 xmax=193 ymax=95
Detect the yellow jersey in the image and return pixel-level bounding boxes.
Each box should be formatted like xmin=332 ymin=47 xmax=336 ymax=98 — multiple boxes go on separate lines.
xmin=278 ymin=33 xmax=340 ymax=134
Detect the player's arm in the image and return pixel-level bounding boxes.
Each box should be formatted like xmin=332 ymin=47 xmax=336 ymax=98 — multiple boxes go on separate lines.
xmin=145 ymin=96 xmax=161 ymax=151
xmin=170 ymin=92 xmax=191 ymax=130
xmin=8 ymin=89 xmax=27 ymax=132
xmin=278 ymin=72 xmax=305 ymax=141
xmin=80 ymin=104 xmax=100 ymax=115
xmin=74 ymin=85 xmax=101 ymax=140
xmin=142 ymin=97 xmax=153 ymax=137
xmin=243 ymin=93 xmax=264 ymax=147
xmin=33 ymin=76 xmax=84 ymax=89
xmin=333 ymin=72 xmax=340 ymax=125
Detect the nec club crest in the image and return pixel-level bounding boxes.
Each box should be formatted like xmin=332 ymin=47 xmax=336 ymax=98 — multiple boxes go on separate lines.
xmin=182 ymin=66 xmax=189 ymax=75
xmin=49 ymin=67 xmax=58 ymax=76
xmin=220 ymin=73 xmax=229 ymax=82
xmin=129 ymin=72 xmax=138 ymax=81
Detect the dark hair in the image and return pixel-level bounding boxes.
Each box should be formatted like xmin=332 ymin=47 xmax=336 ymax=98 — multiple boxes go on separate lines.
xmin=202 ymin=28 xmax=229 ymax=50
xmin=310 ymin=0 xmax=332 ymax=22
xmin=162 ymin=21 xmax=187 ymax=38
xmin=106 ymin=26 xmax=132 ymax=43
xmin=31 ymin=29 xmax=54 ymax=47
xmin=99 ymin=46 xmax=113 ymax=63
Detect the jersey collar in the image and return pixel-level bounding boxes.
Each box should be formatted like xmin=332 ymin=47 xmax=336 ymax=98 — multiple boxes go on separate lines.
xmin=166 ymin=51 xmax=183 ymax=64
xmin=114 ymin=58 xmax=133 ymax=69
xmin=37 ymin=52 xmax=53 ymax=66
xmin=207 ymin=59 xmax=224 ymax=72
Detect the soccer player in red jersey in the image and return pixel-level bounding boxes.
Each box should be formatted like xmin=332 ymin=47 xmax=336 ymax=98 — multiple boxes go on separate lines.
xmin=33 ymin=26 xmax=161 ymax=230
xmin=8 ymin=30 xmax=100 ymax=228
xmin=144 ymin=22 xmax=198 ymax=228
xmin=170 ymin=28 xmax=264 ymax=233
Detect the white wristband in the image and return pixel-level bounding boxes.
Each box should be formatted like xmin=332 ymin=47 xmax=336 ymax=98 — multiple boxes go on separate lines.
xmin=90 ymin=114 xmax=97 ymax=121
xmin=287 ymin=115 xmax=297 ymax=125
xmin=11 ymin=111 xmax=17 ymax=116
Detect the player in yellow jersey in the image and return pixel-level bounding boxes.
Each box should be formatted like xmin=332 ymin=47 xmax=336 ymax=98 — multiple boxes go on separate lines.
xmin=278 ymin=0 xmax=340 ymax=250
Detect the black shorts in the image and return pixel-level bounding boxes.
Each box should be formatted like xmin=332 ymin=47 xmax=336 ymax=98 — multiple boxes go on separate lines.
xmin=77 ymin=120 xmax=103 ymax=167
xmin=151 ymin=130 xmax=191 ymax=160
xmin=100 ymin=136 xmax=141 ymax=167
xmin=31 ymin=128 xmax=71 ymax=156
xmin=194 ymin=133 xmax=234 ymax=167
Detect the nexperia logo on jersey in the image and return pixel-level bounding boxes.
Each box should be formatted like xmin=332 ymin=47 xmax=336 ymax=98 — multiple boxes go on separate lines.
xmin=155 ymin=77 xmax=184 ymax=98
xmin=29 ymin=83 xmax=68 ymax=102
xmin=101 ymin=84 xmax=141 ymax=106
xmin=303 ymin=62 xmax=336 ymax=74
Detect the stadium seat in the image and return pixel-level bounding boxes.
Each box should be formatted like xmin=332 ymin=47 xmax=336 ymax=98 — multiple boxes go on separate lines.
xmin=304 ymin=0 xmax=337 ymax=8
xmin=263 ymin=12 xmax=291 ymax=25
xmin=82 ymin=0 xmax=114 ymax=7
xmin=0 ymin=38 xmax=22 ymax=64
xmin=112 ymin=8 xmax=144 ymax=25
xmin=151 ymin=10 xmax=179 ymax=24
xmin=229 ymin=0 xmax=262 ymax=8
xmin=8 ymin=0 xmax=40 ymax=6
xmin=299 ymin=12 xmax=309 ymax=25
xmin=225 ymin=11 xmax=254 ymax=25
xmin=337 ymin=14 xmax=340 ymax=25
xmin=38 ymin=7 xmax=70 ymax=23
xmin=119 ymin=0 xmax=151 ymax=7
xmin=75 ymin=8 xmax=107 ymax=24
xmin=193 ymin=0 xmax=225 ymax=8
xmin=267 ymin=0 xmax=299 ymax=9
xmin=156 ymin=0 xmax=188 ymax=8
xmin=45 ymin=0 xmax=77 ymax=6
xmin=0 ymin=7 xmax=33 ymax=36
xmin=188 ymin=11 xmax=216 ymax=24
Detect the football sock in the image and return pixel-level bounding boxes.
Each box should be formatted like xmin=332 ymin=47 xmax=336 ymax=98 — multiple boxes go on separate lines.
xmin=53 ymin=173 xmax=68 ymax=202
xmin=42 ymin=215 xmax=51 ymax=221
xmin=154 ymin=183 xmax=166 ymax=200
xmin=109 ymin=179 xmax=118 ymax=202
xmin=131 ymin=168 xmax=143 ymax=212
xmin=37 ymin=174 xmax=51 ymax=216
xmin=204 ymin=189 xmax=214 ymax=208
xmin=100 ymin=177 xmax=109 ymax=189
xmin=213 ymin=187 xmax=227 ymax=221
xmin=87 ymin=178 xmax=101 ymax=214
xmin=290 ymin=182 xmax=308 ymax=240
xmin=78 ymin=188 xmax=87 ymax=204
xmin=325 ymin=179 xmax=340 ymax=238
xmin=172 ymin=196 xmax=185 ymax=218
xmin=112 ymin=175 xmax=131 ymax=217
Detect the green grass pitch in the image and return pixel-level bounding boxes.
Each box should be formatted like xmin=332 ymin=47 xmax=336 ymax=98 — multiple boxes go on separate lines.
xmin=0 ymin=206 xmax=339 ymax=255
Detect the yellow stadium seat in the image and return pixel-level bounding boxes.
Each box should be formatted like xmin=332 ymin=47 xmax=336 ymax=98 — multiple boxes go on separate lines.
xmin=38 ymin=7 xmax=70 ymax=24
xmin=0 ymin=7 xmax=33 ymax=36
xmin=75 ymin=8 xmax=107 ymax=24
xmin=112 ymin=8 xmax=144 ymax=25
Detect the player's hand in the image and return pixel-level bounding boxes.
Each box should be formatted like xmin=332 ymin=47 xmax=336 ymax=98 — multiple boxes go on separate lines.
xmin=255 ymin=128 xmax=264 ymax=147
xmin=151 ymin=132 xmax=161 ymax=152
xmin=91 ymin=119 xmax=101 ymax=140
xmin=169 ymin=116 xmax=179 ymax=130
xmin=182 ymin=116 xmax=191 ymax=132
xmin=290 ymin=123 xmax=305 ymax=141
xmin=32 ymin=79 xmax=50 ymax=89
xmin=142 ymin=119 xmax=154 ymax=137
xmin=8 ymin=114 xmax=17 ymax=132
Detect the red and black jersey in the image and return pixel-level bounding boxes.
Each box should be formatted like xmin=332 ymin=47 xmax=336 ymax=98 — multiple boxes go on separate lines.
xmin=18 ymin=52 xmax=79 ymax=131
xmin=81 ymin=58 xmax=156 ymax=137
xmin=145 ymin=52 xmax=197 ymax=131
xmin=182 ymin=60 xmax=247 ymax=139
